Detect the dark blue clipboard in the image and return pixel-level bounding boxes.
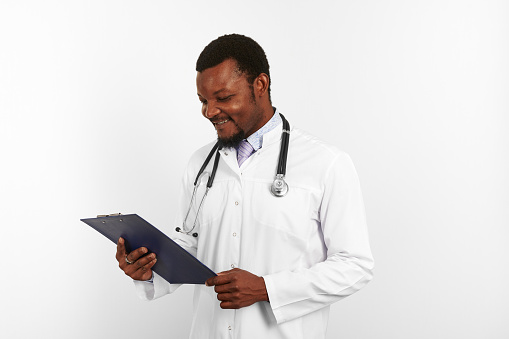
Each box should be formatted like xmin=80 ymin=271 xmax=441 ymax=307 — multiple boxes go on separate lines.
xmin=80 ymin=214 xmax=216 ymax=284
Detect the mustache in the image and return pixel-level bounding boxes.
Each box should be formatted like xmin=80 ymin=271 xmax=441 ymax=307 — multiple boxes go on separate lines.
xmin=209 ymin=116 xmax=231 ymax=124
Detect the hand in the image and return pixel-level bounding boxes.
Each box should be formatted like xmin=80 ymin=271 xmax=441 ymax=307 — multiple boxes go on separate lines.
xmin=116 ymin=237 xmax=157 ymax=281
xmin=205 ymin=268 xmax=269 ymax=309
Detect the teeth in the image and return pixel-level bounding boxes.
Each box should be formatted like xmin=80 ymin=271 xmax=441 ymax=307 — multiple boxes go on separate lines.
xmin=215 ymin=120 xmax=229 ymax=125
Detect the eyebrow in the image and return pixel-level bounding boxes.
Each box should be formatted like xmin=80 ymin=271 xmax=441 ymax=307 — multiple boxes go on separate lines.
xmin=197 ymin=88 xmax=229 ymax=98
xmin=213 ymin=88 xmax=227 ymax=95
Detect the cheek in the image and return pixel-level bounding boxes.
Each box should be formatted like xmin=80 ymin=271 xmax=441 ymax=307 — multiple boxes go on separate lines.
xmin=228 ymin=102 xmax=245 ymax=119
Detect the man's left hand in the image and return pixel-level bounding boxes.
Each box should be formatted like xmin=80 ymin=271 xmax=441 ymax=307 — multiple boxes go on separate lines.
xmin=205 ymin=268 xmax=269 ymax=309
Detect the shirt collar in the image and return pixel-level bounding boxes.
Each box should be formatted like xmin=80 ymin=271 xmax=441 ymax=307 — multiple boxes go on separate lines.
xmin=244 ymin=107 xmax=282 ymax=151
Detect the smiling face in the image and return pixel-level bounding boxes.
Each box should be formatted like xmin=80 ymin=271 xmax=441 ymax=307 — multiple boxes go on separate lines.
xmin=196 ymin=59 xmax=272 ymax=148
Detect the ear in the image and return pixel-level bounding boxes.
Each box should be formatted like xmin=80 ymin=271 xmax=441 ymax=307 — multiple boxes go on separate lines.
xmin=254 ymin=73 xmax=270 ymax=98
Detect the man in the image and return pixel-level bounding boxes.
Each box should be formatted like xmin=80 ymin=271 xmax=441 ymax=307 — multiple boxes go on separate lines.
xmin=116 ymin=34 xmax=374 ymax=338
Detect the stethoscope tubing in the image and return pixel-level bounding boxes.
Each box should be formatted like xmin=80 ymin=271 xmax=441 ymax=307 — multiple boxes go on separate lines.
xmin=277 ymin=114 xmax=290 ymax=176
xmin=194 ymin=142 xmax=220 ymax=186
xmin=178 ymin=145 xmax=220 ymax=237
xmin=179 ymin=113 xmax=290 ymax=237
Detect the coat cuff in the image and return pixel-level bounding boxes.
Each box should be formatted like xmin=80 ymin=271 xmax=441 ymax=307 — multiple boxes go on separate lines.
xmin=133 ymin=272 xmax=181 ymax=300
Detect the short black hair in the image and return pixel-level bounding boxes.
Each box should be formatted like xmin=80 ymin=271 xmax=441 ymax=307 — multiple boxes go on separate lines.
xmin=196 ymin=33 xmax=271 ymax=101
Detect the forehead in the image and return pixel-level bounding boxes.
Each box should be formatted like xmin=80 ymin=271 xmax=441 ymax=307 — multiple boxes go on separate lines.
xmin=196 ymin=59 xmax=247 ymax=94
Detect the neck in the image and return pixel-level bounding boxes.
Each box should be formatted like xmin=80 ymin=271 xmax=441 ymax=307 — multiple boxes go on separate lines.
xmin=258 ymin=102 xmax=276 ymax=128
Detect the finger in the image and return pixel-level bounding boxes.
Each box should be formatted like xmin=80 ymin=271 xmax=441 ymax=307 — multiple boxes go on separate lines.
xmin=216 ymin=292 xmax=233 ymax=301
xmin=214 ymin=283 xmax=235 ymax=294
xmin=131 ymin=258 xmax=157 ymax=281
xmin=124 ymin=252 xmax=155 ymax=276
xmin=126 ymin=246 xmax=149 ymax=263
xmin=144 ymin=257 xmax=157 ymax=270
xmin=216 ymin=268 xmax=239 ymax=275
xmin=125 ymin=258 xmax=154 ymax=278
xmin=133 ymin=253 xmax=157 ymax=269
xmin=219 ymin=301 xmax=236 ymax=309
xmin=206 ymin=271 xmax=234 ymax=286
xmin=116 ymin=237 xmax=126 ymax=262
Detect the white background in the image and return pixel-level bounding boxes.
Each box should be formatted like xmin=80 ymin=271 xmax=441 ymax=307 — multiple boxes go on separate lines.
xmin=1 ymin=1 xmax=508 ymax=338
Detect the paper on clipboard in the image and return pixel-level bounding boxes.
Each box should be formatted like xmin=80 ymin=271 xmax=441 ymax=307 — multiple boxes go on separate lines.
xmin=80 ymin=214 xmax=216 ymax=284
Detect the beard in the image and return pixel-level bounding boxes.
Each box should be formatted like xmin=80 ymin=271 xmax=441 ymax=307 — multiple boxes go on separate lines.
xmin=217 ymin=124 xmax=245 ymax=149
xmin=215 ymin=92 xmax=259 ymax=149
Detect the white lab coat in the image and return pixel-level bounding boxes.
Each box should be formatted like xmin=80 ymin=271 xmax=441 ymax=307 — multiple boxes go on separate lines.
xmin=134 ymin=122 xmax=374 ymax=339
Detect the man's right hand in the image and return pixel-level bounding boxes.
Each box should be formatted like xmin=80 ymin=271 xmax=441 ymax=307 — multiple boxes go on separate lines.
xmin=116 ymin=237 xmax=157 ymax=281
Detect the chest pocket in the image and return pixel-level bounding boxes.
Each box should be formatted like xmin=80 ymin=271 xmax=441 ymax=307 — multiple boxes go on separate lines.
xmin=247 ymin=181 xmax=317 ymax=241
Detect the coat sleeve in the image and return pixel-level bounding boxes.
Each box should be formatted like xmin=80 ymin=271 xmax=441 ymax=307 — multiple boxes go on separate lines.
xmin=262 ymin=153 xmax=374 ymax=324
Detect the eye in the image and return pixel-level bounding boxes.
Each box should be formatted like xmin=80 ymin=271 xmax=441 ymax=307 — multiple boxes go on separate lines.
xmin=217 ymin=95 xmax=233 ymax=102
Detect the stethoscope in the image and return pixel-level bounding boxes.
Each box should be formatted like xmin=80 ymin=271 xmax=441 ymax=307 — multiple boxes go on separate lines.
xmin=176 ymin=113 xmax=290 ymax=237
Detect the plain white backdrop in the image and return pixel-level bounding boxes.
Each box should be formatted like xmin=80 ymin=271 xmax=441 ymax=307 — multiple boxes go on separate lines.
xmin=1 ymin=1 xmax=508 ymax=338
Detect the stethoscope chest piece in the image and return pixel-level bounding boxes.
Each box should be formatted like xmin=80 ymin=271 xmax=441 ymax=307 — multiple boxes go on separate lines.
xmin=271 ymin=174 xmax=289 ymax=197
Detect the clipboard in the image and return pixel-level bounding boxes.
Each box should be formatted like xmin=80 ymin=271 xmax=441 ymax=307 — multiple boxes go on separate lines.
xmin=80 ymin=214 xmax=216 ymax=284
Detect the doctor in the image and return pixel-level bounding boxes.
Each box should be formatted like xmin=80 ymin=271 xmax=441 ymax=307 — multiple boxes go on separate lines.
xmin=116 ymin=34 xmax=374 ymax=339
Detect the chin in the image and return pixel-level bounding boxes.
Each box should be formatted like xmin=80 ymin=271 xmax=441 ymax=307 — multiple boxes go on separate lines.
xmin=217 ymin=129 xmax=245 ymax=148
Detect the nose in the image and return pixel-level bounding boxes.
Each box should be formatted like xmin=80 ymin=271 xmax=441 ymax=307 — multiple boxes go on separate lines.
xmin=203 ymin=102 xmax=221 ymax=119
